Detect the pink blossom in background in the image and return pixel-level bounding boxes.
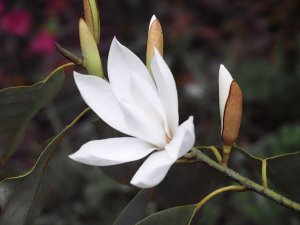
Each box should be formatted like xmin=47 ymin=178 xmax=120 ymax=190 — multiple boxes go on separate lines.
xmin=0 ymin=10 xmax=32 ymax=36
xmin=30 ymin=30 xmax=56 ymax=55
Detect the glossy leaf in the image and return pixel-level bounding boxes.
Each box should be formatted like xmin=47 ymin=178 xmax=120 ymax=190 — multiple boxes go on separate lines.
xmin=0 ymin=108 xmax=89 ymax=225
xmin=267 ymin=152 xmax=300 ymax=200
xmin=0 ymin=64 xmax=69 ymax=163
xmin=154 ymin=163 xmax=229 ymax=207
xmin=232 ymin=146 xmax=300 ymax=202
xmin=101 ymin=160 xmax=142 ymax=185
xmin=113 ymin=190 xmax=150 ymax=225
xmin=136 ymin=205 xmax=196 ymax=225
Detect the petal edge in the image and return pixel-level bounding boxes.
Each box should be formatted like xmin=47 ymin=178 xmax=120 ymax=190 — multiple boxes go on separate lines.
xmin=165 ymin=116 xmax=195 ymax=160
xmin=130 ymin=150 xmax=175 ymax=188
xmin=69 ymin=137 xmax=156 ymax=166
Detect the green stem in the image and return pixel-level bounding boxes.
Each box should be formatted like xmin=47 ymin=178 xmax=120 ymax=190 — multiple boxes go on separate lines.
xmin=196 ymin=146 xmax=222 ymax=164
xmin=222 ymin=144 xmax=232 ymax=166
xmin=192 ymin=147 xmax=300 ymax=213
xmin=188 ymin=185 xmax=247 ymax=225
xmin=262 ymin=159 xmax=268 ymax=188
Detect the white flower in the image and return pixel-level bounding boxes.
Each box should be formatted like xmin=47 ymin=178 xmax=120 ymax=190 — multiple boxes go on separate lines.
xmin=69 ymin=37 xmax=195 ymax=188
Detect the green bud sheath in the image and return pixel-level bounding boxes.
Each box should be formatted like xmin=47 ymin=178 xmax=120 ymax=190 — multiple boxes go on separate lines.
xmin=79 ymin=18 xmax=103 ymax=78
xmin=83 ymin=0 xmax=100 ymax=44
xmin=146 ymin=16 xmax=163 ymax=72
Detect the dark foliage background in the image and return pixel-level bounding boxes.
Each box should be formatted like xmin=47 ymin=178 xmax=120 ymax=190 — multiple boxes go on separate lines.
xmin=0 ymin=0 xmax=299 ymax=224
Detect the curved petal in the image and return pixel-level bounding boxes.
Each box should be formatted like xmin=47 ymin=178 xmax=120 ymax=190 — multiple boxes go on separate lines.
xmin=74 ymin=72 xmax=128 ymax=134
xmin=128 ymin=75 xmax=170 ymax=137
xmin=108 ymin=37 xmax=156 ymax=102
xmin=130 ymin=150 xmax=176 ymax=188
xmin=151 ymin=49 xmax=178 ymax=136
xmin=219 ymin=65 xmax=233 ymax=134
xmin=121 ymin=101 xmax=167 ymax=148
xmin=69 ymin=137 xmax=156 ymax=166
xmin=165 ymin=116 xmax=195 ymax=160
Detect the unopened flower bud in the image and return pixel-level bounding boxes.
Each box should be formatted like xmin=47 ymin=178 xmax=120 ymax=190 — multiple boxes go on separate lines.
xmin=146 ymin=15 xmax=163 ymax=71
xmin=83 ymin=0 xmax=100 ymax=43
xmin=79 ymin=18 xmax=103 ymax=77
xmin=219 ymin=65 xmax=243 ymax=145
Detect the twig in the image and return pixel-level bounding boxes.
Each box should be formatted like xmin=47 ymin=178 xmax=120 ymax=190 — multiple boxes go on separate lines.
xmin=192 ymin=147 xmax=300 ymax=213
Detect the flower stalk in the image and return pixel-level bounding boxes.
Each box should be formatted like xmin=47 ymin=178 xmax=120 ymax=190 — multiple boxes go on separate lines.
xmin=222 ymin=144 xmax=232 ymax=166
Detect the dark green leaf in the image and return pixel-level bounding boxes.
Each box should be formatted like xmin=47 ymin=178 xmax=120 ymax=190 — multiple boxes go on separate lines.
xmin=155 ymin=163 xmax=229 ymax=207
xmin=233 ymin=146 xmax=300 ymax=202
xmin=0 ymin=108 xmax=89 ymax=225
xmin=0 ymin=64 xmax=70 ymax=163
xmin=136 ymin=205 xmax=196 ymax=225
xmin=113 ymin=190 xmax=150 ymax=225
xmin=267 ymin=152 xmax=300 ymax=201
xmin=230 ymin=146 xmax=262 ymax=183
xmin=101 ymin=160 xmax=142 ymax=185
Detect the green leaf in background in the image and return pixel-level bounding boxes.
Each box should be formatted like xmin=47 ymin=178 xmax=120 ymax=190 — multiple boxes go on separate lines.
xmin=232 ymin=146 xmax=300 ymax=202
xmin=101 ymin=160 xmax=142 ymax=185
xmin=233 ymin=59 xmax=284 ymax=102
xmin=0 ymin=108 xmax=89 ymax=225
xmin=0 ymin=64 xmax=71 ymax=163
xmin=136 ymin=205 xmax=196 ymax=225
xmin=113 ymin=190 xmax=150 ymax=225
xmin=250 ymin=124 xmax=300 ymax=158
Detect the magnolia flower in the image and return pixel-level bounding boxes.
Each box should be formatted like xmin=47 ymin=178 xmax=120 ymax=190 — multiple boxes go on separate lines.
xmin=219 ymin=65 xmax=242 ymax=145
xmin=69 ymin=38 xmax=195 ymax=188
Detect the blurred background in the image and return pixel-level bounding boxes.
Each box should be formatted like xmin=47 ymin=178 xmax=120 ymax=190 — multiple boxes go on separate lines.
xmin=0 ymin=0 xmax=300 ymax=224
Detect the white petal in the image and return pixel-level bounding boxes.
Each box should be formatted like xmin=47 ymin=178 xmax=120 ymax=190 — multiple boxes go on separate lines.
xmin=219 ymin=65 xmax=233 ymax=134
xmin=151 ymin=49 xmax=179 ymax=136
xmin=74 ymin=72 xmax=128 ymax=134
xmin=128 ymin=75 xmax=171 ymax=137
xmin=130 ymin=150 xmax=176 ymax=188
xmin=108 ymin=37 xmax=156 ymax=102
xmin=121 ymin=101 xmax=167 ymax=148
xmin=165 ymin=116 xmax=195 ymax=160
xmin=69 ymin=137 xmax=156 ymax=166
